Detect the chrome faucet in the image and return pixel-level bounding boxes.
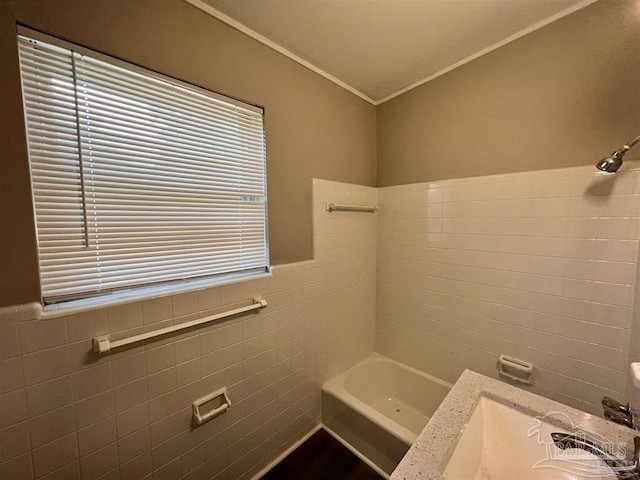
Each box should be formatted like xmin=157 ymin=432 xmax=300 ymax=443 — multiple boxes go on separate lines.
xmin=603 ymin=396 xmax=635 ymax=430
xmin=551 ymin=433 xmax=640 ymax=480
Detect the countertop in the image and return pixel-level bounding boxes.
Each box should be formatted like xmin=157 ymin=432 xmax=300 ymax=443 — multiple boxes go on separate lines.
xmin=391 ymin=369 xmax=637 ymax=480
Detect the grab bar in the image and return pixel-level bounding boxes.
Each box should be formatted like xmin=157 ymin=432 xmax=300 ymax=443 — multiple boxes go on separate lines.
xmin=326 ymin=202 xmax=378 ymax=213
xmin=93 ymin=298 xmax=267 ymax=354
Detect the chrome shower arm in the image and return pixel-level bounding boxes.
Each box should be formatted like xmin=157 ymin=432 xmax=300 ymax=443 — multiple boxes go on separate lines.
xmin=618 ymin=136 xmax=640 ymax=155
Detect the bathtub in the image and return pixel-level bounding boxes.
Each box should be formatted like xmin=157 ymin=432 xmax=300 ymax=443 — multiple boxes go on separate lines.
xmin=322 ymin=353 xmax=451 ymax=476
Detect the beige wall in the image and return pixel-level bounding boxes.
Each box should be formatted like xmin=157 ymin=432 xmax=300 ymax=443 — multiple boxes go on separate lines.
xmin=0 ymin=2 xmax=40 ymax=307
xmin=377 ymin=0 xmax=640 ymax=186
xmin=0 ymin=0 xmax=377 ymax=308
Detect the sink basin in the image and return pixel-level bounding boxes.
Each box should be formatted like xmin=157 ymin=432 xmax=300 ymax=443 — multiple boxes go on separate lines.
xmin=443 ymin=396 xmax=619 ymax=480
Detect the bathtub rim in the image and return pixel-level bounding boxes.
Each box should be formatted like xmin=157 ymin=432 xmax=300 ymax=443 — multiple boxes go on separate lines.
xmin=322 ymin=352 xmax=453 ymax=446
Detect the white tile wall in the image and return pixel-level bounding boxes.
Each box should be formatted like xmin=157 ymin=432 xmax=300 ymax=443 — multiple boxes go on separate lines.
xmin=377 ymin=163 xmax=640 ymax=415
xmin=0 ymin=179 xmax=377 ymax=480
xmin=312 ymin=180 xmax=378 ymax=378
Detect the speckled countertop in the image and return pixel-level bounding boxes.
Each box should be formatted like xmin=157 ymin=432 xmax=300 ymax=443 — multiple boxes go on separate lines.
xmin=391 ymin=369 xmax=637 ymax=480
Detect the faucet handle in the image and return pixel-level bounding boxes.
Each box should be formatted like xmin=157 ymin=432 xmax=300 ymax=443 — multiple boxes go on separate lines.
xmin=634 ymin=437 xmax=640 ymax=472
xmin=605 ymin=409 xmax=634 ymax=429
xmin=603 ymin=396 xmax=630 ymax=414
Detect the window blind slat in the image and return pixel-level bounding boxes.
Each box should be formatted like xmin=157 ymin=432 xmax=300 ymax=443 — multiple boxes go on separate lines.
xmin=78 ymin=128 xmax=264 ymax=165
xmin=77 ymin=147 xmax=264 ymax=175
xmin=19 ymin=32 xmax=268 ymax=305
xmin=73 ymin=87 xmax=265 ymax=142
xmin=39 ymin=253 xmax=267 ymax=277
xmin=77 ymin=58 xmax=262 ymax=124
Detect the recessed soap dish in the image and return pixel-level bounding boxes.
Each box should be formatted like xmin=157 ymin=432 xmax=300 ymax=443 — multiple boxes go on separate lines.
xmin=192 ymin=387 xmax=231 ymax=426
xmin=498 ymin=355 xmax=533 ymax=385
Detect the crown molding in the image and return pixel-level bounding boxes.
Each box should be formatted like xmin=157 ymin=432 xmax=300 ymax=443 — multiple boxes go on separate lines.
xmin=376 ymin=0 xmax=599 ymax=104
xmin=183 ymin=0 xmax=377 ymax=105
xmin=184 ymin=0 xmax=599 ymax=106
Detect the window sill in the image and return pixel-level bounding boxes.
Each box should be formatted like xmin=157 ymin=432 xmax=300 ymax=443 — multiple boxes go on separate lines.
xmin=39 ymin=269 xmax=273 ymax=319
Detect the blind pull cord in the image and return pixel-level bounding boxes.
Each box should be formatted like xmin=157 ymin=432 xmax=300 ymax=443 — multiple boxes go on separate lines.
xmin=71 ymin=52 xmax=90 ymax=248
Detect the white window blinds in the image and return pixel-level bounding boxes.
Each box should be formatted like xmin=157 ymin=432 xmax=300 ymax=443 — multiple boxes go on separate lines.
xmin=18 ymin=30 xmax=269 ymax=306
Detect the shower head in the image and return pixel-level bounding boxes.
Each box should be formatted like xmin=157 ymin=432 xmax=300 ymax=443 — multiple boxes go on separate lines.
xmin=596 ymin=135 xmax=640 ymax=173
xmin=596 ymin=153 xmax=624 ymax=173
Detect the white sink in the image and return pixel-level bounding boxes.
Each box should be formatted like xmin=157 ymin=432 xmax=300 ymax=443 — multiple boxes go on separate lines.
xmin=443 ymin=396 xmax=619 ymax=480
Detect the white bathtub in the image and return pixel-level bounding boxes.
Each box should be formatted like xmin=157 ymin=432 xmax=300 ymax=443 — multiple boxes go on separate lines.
xmin=322 ymin=353 xmax=451 ymax=476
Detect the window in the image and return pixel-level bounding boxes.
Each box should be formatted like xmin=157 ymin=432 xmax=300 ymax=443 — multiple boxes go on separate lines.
xmin=18 ymin=28 xmax=269 ymax=308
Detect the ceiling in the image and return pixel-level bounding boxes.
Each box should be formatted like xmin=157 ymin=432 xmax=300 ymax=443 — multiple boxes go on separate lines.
xmin=188 ymin=0 xmax=596 ymax=104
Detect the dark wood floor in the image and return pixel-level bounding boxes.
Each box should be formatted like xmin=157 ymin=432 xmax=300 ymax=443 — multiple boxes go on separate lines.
xmin=262 ymin=429 xmax=384 ymax=480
